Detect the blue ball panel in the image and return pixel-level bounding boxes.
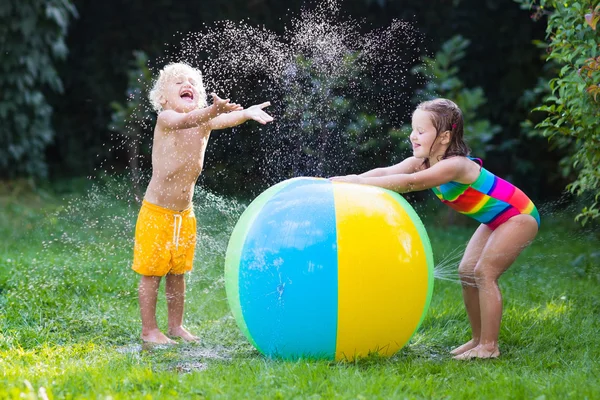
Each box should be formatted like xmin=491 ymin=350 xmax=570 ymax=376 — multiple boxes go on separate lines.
xmin=238 ymin=178 xmax=338 ymax=359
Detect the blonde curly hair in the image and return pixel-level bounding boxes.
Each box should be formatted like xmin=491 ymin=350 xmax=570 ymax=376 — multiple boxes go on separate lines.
xmin=148 ymin=62 xmax=207 ymax=112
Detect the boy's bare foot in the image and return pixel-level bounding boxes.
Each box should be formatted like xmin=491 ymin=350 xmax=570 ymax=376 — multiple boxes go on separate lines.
xmin=142 ymin=329 xmax=177 ymax=344
xmin=450 ymin=339 xmax=479 ymax=355
xmin=168 ymin=326 xmax=200 ymax=342
xmin=452 ymin=344 xmax=500 ymax=360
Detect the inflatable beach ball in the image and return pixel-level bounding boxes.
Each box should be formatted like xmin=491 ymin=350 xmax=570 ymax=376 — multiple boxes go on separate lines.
xmin=224 ymin=177 xmax=434 ymax=361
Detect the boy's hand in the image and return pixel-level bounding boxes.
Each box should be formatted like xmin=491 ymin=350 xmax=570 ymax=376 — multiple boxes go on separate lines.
xmin=211 ymin=93 xmax=243 ymax=115
xmin=244 ymin=102 xmax=274 ymax=125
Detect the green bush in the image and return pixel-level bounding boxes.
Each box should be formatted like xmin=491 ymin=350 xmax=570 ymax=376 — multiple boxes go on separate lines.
xmin=403 ymin=35 xmax=501 ymax=158
xmin=516 ymin=0 xmax=600 ymax=224
xmin=109 ymin=51 xmax=155 ymax=198
xmin=0 ymin=0 xmax=77 ymax=179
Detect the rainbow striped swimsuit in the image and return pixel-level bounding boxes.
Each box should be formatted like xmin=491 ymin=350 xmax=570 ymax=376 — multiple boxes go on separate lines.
xmin=431 ymin=158 xmax=540 ymax=230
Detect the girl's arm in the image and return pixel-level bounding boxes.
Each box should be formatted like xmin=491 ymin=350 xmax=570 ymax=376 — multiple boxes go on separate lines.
xmin=360 ymin=157 xmax=423 ymax=177
xmin=334 ymin=157 xmax=466 ymax=193
xmin=209 ymin=102 xmax=273 ymax=131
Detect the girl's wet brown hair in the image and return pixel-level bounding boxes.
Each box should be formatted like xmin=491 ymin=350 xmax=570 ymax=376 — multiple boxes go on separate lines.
xmin=416 ymin=98 xmax=470 ymax=168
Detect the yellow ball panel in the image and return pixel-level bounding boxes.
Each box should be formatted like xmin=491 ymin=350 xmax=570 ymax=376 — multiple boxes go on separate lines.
xmin=333 ymin=183 xmax=430 ymax=360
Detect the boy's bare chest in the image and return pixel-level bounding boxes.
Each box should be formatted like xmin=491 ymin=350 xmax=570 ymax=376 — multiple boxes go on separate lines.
xmin=158 ymin=130 xmax=209 ymax=156
xmin=153 ymin=130 xmax=210 ymax=175
xmin=172 ymin=136 xmax=208 ymax=155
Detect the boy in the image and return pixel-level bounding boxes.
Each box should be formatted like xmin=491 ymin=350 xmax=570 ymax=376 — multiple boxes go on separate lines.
xmin=132 ymin=62 xmax=273 ymax=344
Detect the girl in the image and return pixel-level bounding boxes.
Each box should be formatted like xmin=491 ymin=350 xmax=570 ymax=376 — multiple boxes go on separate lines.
xmin=330 ymin=98 xmax=539 ymax=359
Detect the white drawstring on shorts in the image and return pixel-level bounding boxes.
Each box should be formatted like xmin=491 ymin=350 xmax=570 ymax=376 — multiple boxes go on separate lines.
xmin=173 ymin=214 xmax=183 ymax=250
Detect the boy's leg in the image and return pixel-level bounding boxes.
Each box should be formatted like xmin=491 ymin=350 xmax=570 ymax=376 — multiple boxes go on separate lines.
xmin=166 ymin=273 xmax=199 ymax=341
xmin=139 ymin=275 xmax=175 ymax=344
xmin=451 ymin=223 xmax=492 ymax=355
xmin=454 ymin=214 xmax=538 ymax=360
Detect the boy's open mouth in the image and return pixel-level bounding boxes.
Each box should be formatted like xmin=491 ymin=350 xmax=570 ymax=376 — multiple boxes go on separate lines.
xmin=180 ymin=89 xmax=194 ymax=100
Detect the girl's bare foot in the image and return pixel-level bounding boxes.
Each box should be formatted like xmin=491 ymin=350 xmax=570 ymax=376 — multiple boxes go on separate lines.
xmin=453 ymin=344 xmax=500 ymax=360
xmin=450 ymin=339 xmax=479 ymax=355
xmin=169 ymin=326 xmax=200 ymax=342
xmin=142 ymin=329 xmax=176 ymax=344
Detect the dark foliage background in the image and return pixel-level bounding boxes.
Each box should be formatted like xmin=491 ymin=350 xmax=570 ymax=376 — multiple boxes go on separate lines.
xmin=4 ymin=0 xmax=559 ymax=201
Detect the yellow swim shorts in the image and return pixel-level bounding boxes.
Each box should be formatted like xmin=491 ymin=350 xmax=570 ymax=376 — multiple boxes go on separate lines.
xmin=131 ymin=200 xmax=197 ymax=276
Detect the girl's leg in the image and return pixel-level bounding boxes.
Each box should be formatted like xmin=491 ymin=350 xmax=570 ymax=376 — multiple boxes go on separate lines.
xmin=454 ymin=214 xmax=538 ymax=360
xmin=165 ymin=273 xmax=199 ymax=341
xmin=139 ymin=275 xmax=175 ymax=344
xmin=451 ymin=223 xmax=493 ymax=355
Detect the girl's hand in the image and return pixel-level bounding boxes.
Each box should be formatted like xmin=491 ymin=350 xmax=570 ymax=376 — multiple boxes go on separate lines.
xmin=211 ymin=93 xmax=243 ymax=114
xmin=329 ymin=175 xmax=363 ymax=184
xmin=244 ymin=102 xmax=274 ymax=125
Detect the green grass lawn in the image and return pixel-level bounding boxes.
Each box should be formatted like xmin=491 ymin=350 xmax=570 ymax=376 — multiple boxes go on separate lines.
xmin=1 ymin=181 xmax=599 ymax=399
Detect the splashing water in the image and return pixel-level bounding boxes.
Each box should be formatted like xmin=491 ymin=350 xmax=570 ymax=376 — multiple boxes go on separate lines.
xmin=433 ymin=244 xmax=466 ymax=285
xmin=34 ymin=178 xmax=247 ymax=329
xmin=170 ymin=1 xmax=420 ymax=101
xmin=155 ymin=0 xmax=424 ymax=181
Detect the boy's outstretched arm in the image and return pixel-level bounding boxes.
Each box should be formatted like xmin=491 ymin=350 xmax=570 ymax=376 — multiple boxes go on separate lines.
xmin=209 ymin=102 xmax=273 ymax=131
xmin=158 ymin=93 xmax=242 ymax=131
